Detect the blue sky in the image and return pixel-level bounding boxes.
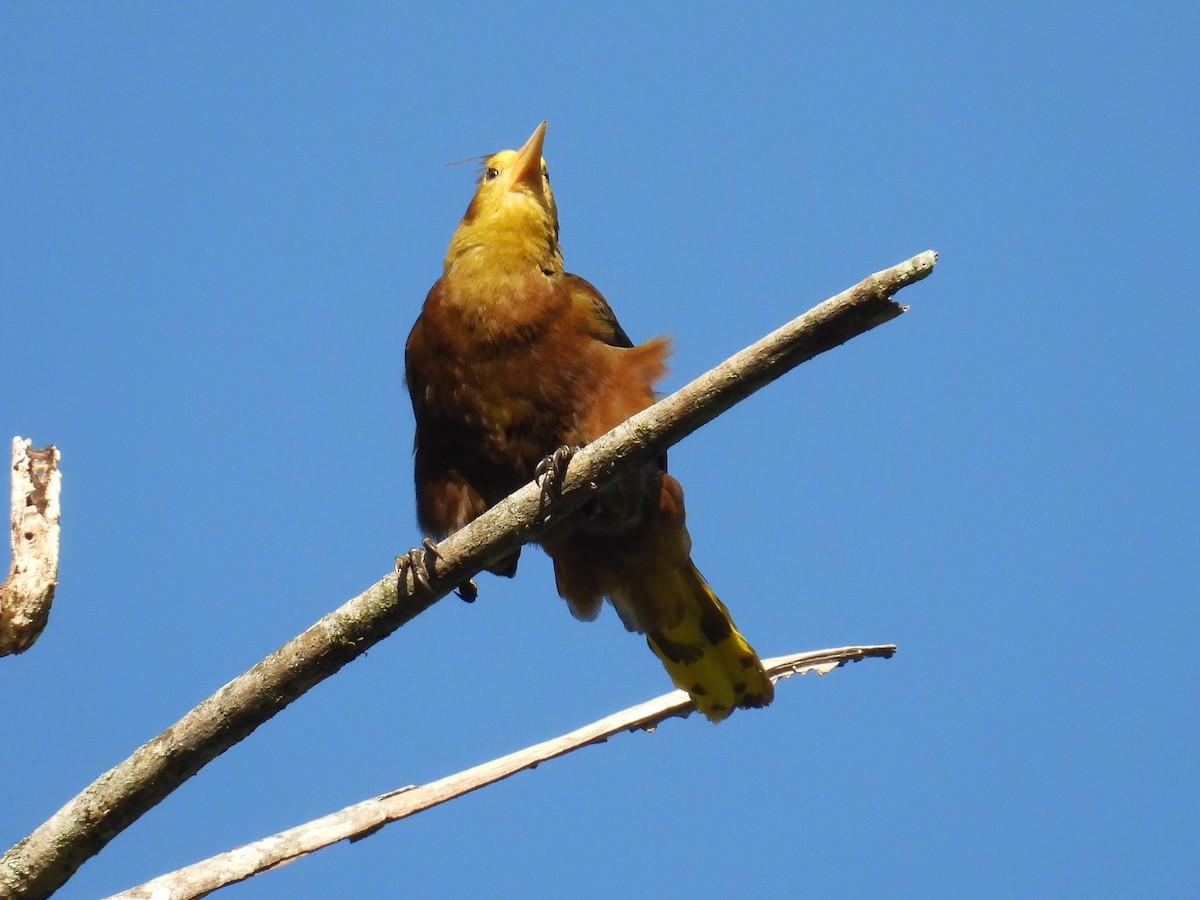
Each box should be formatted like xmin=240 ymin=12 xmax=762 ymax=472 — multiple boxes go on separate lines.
xmin=3 ymin=3 xmax=1196 ymax=897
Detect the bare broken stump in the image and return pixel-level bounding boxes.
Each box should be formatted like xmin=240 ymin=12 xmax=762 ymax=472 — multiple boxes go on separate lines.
xmin=1 ymin=437 xmax=62 ymax=656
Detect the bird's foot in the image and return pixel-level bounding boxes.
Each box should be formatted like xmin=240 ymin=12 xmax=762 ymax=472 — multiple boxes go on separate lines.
xmin=394 ymin=537 xmax=441 ymax=595
xmin=394 ymin=539 xmax=478 ymax=603
xmin=534 ymin=445 xmax=579 ymax=524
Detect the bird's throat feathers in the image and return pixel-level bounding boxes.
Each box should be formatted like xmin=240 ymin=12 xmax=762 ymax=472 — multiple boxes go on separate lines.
xmin=444 ymin=192 xmax=563 ymax=281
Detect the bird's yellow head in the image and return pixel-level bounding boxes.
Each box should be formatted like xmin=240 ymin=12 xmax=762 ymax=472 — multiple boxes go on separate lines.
xmin=444 ymin=121 xmax=562 ymax=276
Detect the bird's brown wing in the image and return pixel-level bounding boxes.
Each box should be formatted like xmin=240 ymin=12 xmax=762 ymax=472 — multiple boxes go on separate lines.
xmin=564 ymin=273 xmax=634 ymax=348
xmin=564 ymin=273 xmax=668 ymax=473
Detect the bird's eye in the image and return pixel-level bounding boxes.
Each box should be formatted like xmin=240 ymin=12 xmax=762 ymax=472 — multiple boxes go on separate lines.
xmin=543 ymin=167 xmax=550 ymax=184
xmin=483 ymin=167 xmax=500 ymax=181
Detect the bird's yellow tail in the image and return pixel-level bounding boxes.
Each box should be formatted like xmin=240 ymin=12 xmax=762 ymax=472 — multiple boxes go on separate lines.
xmin=546 ymin=469 xmax=772 ymax=722
xmin=644 ymin=561 xmax=774 ymax=723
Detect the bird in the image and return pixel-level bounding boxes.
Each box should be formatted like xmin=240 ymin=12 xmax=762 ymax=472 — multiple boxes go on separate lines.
xmin=404 ymin=121 xmax=773 ymax=722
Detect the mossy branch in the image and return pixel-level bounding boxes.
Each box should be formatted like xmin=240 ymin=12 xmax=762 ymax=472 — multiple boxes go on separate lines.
xmin=0 ymin=251 xmax=937 ymax=900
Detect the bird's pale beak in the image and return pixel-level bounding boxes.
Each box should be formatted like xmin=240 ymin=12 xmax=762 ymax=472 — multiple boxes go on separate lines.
xmin=508 ymin=121 xmax=547 ymax=196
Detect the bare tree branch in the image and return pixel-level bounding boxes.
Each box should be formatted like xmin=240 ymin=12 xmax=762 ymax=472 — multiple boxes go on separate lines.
xmin=0 ymin=251 xmax=937 ymax=899
xmin=1 ymin=438 xmax=61 ymax=656
xmin=112 ymin=645 xmax=897 ymax=900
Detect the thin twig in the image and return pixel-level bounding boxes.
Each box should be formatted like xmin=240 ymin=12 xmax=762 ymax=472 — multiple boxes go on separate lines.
xmin=112 ymin=645 xmax=896 ymax=900
xmin=0 ymin=251 xmax=936 ymax=900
